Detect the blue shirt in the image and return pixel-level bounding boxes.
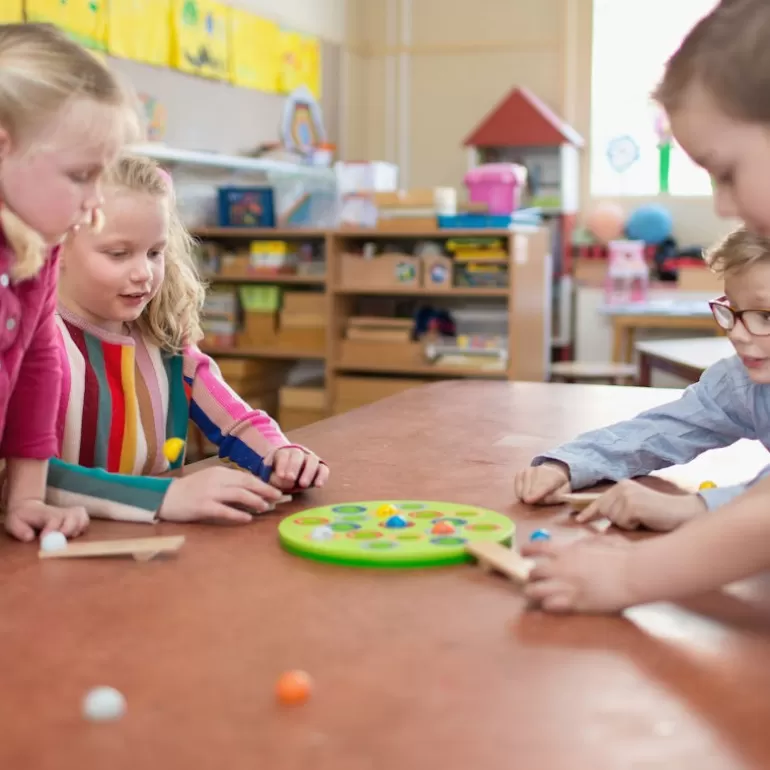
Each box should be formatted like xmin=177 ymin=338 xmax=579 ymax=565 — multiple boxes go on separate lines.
xmin=533 ymin=355 xmax=770 ymax=510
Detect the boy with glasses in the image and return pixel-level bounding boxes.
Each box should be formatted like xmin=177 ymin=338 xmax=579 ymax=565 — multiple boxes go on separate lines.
xmin=514 ymin=226 xmax=770 ymax=533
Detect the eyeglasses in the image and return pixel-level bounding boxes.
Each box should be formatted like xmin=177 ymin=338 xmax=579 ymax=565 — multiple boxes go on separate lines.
xmin=709 ymin=295 xmax=770 ymax=336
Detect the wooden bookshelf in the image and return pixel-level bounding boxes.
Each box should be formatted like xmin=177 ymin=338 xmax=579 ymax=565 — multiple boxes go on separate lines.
xmin=194 ymin=227 xmax=552 ymax=422
xmin=205 ymin=274 xmax=326 ymax=285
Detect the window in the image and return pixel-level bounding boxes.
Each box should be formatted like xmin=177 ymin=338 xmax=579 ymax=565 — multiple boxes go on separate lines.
xmin=590 ymin=0 xmax=718 ymax=197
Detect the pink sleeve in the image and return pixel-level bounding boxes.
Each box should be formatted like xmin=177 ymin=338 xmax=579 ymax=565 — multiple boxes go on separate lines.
xmin=184 ymin=345 xmax=321 ymax=478
xmin=1 ymin=254 xmax=62 ymax=458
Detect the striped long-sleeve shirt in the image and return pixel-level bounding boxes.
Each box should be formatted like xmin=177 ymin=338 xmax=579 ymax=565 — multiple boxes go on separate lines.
xmin=47 ymin=306 xmax=305 ymax=522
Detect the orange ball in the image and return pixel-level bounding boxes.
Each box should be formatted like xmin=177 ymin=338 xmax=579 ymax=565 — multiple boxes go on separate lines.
xmin=275 ymin=670 xmax=312 ymax=705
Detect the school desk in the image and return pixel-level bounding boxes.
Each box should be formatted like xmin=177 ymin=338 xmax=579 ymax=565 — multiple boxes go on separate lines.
xmin=1 ymin=381 xmax=769 ymax=770
xmin=636 ymin=336 xmax=735 ymax=386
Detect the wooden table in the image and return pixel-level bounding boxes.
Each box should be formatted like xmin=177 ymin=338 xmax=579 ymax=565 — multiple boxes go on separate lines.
xmin=637 ymin=337 xmax=735 ymax=386
xmin=2 ymin=382 xmax=770 ymax=770
xmin=602 ymin=300 xmax=721 ymax=363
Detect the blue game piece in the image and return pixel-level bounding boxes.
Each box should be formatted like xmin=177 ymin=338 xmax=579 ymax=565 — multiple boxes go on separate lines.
xmin=529 ymin=528 xmax=551 ymax=542
xmin=384 ymin=514 xmax=409 ymax=529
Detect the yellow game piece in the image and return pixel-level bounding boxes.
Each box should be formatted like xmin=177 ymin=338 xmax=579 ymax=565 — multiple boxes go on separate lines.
xmin=163 ymin=438 xmax=185 ymax=463
xmin=375 ymin=503 xmax=399 ymax=518
xmin=698 ymin=480 xmax=717 ymax=490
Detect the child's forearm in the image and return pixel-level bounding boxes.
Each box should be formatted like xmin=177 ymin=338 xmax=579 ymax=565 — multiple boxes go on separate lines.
xmin=5 ymin=457 xmax=48 ymax=507
xmin=628 ymin=476 xmax=770 ymax=603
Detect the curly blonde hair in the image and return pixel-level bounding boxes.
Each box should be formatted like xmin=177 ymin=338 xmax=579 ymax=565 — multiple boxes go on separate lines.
xmin=704 ymin=226 xmax=770 ymax=277
xmin=102 ymin=155 xmax=205 ymax=352
xmin=0 ymin=23 xmax=137 ymax=282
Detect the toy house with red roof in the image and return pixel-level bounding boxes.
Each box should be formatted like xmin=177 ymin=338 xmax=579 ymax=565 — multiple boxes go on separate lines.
xmin=463 ymin=87 xmax=584 ymax=215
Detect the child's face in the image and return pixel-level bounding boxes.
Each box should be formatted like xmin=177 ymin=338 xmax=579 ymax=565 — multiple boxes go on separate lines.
xmin=723 ymin=261 xmax=770 ymax=384
xmin=669 ymin=83 xmax=770 ymax=235
xmin=0 ymin=99 xmax=120 ymax=245
xmin=59 ymin=188 xmax=168 ymax=334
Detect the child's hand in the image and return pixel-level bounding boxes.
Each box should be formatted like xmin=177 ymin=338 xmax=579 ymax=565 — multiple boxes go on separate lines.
xmin=159 ymin=467 xmax=283 ymax=523
xmin=5 ymin=500 xmax=89 ymax=543
xmin=270 ymin=447 xmax=329 ymax=491
xmin=575 ymin=480 xmax=706 ymax=532
xmin=513 ymin=462 xmax=571 ymax=504
xmin=522 ymin=535 xmax=639 ymax=613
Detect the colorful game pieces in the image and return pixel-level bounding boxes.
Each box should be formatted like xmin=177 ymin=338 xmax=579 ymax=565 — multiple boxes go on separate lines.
xmin=431 ymin=521 xmax=455 ymax=535
xmin=529 ymin=528 xmax=551 ymax=542
xmin=698 ymin=480 xmax=717 ymax=490
xmin=384 ymin=514 xmax=409 ymax=528
xmin=376 ymin=503 xmax=399 ymax=518
xmin=276 ymin=670 xmax=312 ymax=706
xmin=163 ymin=437 xmax=185 ymax=463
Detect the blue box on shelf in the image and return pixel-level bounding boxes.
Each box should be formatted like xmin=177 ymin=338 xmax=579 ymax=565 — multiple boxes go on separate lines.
xmin=217 ymin=186 xmax=276 ymax=227
xmin=437 ymin=208 xmax=542 ymax=230
xmin=437 ymin=213 xmax=512 ymax=229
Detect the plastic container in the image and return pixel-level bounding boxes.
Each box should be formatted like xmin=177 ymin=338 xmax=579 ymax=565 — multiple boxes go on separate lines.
xmin=464 ymin=163 xmax=527 ymax=215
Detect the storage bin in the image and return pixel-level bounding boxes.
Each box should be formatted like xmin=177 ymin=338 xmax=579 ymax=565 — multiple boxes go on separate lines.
xmin=339 ymin=252 xmax=420 ymax=288
xmin=422 ymin=254 xmax=453 ymax=289
xmin=464 ymin=163 xmax=527 ymax=215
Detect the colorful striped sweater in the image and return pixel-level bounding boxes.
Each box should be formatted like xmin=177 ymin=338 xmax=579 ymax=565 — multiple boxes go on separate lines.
xmin=46 ymin=306 xmax=301 ymax=522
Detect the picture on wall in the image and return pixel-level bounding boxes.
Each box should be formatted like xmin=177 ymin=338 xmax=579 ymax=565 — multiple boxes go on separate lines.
xmin=0 ymin=0 xmax=22 ymax=23
xmin=26 ymin=0 xmax=107 ymax=50
xmin=228 ymin=9 xmax=280 ymax=93
xmin=108 ymin=0 xmax=171 ymax=67
xmin=172 ymin=0 xmax=229 ymax=80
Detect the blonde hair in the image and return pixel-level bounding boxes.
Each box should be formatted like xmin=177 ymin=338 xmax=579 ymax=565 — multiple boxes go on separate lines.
xmin=101 ymin=155 xmax=205 ymax=352
xmin=654 ymin=0 xmax=770 ymax=119
xmin=704 ymin=226 xmax=770 ymax=276
xmin=0 ymin=23 xmax=137 ymax=281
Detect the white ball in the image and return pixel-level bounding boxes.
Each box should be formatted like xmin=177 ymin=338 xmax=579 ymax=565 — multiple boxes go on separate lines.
xmin=40 ymin=531 xmax=67 ymax=552
xmin=311 ymin=525 xmax=334 ymax=541
xmin=82 ymin=686 xmax=126 ymax=722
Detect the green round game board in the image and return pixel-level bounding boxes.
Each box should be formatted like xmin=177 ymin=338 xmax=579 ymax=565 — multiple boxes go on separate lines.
xmin=278 ymin=500 xmax=515 ymax=568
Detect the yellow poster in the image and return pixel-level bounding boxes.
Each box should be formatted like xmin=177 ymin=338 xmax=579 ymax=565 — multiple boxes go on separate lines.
xmin=279 ymin=29 xmax=321 ymax=98
xmin=0 ymin=1 xmax=22 ymax=23
xmin=304 ymin=36 xmax=322 ymax=100
xmin=228 ymin=10 xmax=280 ymax=93
xmin=108 ymin=0 xmax=171 ymax=67
xmin=171 ymin=0 xmax=229 ymax=80
xmin=26 ymin=0 xmax=107 ymax=50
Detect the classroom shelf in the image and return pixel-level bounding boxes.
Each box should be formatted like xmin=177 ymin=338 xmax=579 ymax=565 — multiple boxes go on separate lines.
xmin=334 ymin=362 xmax=508 ymax=379
xmin=336 ymin=228 xmax=515 ymax=239
xmin=205 ymin=274 xmax=326 ymax=285
xmin=130 ymin=144 xmax=335 ymax=180
xmin=333 ymin=286 xmax=508 ymax=297
xmin=201 ymin=346 xmax=326 ymax=360
xmin=193 ymin=227 xmax=328 ymax=239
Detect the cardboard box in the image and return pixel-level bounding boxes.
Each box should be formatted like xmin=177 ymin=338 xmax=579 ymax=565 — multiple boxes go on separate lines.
xmin=282 ymin=291 xmax=326 ymax=315
xmin=340 ymin=252 xmax=420 ymax=288
xmin=242 ymin=312 xmax=277 ymax=346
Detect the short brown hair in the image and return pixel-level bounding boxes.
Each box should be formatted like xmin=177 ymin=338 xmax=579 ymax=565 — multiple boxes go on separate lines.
xmin=704 ymin=226 xmax=770 ymax=276
xmin=654 ymin=0 xmax=770 ymax=121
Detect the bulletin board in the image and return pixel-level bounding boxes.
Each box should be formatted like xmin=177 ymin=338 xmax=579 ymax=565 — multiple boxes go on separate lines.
xmin=0 ymin=1 xmax=22 ymax=23
xmin=108 ymin=0 xmax=171 ymax=67
xmin=171 ymin=0 xmax=229 ymax=80
xmin=25 ymin=0 xmax=107 ymax=50
xmin=228 ymin=9 xmax=280 ymax=93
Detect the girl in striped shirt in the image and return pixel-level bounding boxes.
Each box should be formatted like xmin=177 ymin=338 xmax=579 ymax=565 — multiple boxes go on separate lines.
xmin=49 ymin=155 xmax=328 ymax=523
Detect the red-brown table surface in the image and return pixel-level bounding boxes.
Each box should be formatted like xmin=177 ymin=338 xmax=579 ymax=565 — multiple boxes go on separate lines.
xmin=2 ymin=381 xmax=770 ymax=770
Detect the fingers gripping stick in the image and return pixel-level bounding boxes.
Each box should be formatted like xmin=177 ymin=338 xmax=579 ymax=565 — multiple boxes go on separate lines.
xmin=465 ymin=541 xmax=535 ymax=584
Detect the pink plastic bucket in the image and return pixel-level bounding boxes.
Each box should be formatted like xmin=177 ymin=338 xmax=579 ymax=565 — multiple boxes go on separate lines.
xmin=464 ymin=163 xmax=525 ymax=215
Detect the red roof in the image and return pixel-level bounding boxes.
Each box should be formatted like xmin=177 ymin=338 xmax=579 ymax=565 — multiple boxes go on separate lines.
xmin=463 ymin=87 xmax=584 ymax=149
